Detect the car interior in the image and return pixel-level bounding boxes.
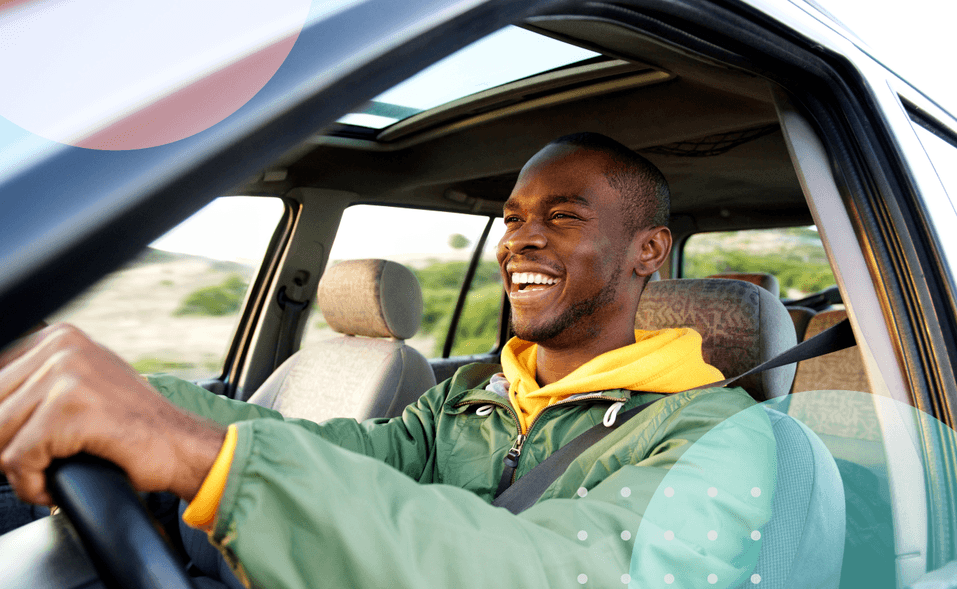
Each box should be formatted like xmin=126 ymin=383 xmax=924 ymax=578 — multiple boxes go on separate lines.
xmin=197 ymin=17 xmax=902 ymax=588
xmin=1 ymin=7 xmax=943 ymax=588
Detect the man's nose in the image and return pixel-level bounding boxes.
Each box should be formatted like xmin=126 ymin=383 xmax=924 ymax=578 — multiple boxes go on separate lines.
xmin=503 ymin=219 xmax=547 ymax=252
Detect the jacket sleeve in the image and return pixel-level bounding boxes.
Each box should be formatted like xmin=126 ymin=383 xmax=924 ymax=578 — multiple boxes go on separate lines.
xmin=147 ymin=373 xmax=446 ymax=482
xmin=202 ymin=389 xmax=776 ymax=589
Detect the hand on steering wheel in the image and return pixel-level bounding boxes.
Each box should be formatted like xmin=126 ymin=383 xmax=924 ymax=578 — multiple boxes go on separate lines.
xmin=47 ymin=454 xmax=198 ymax=589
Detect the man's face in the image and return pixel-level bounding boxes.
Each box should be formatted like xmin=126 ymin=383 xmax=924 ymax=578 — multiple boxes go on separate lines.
xmin=497 ymin=145 xmax=640 ymax=348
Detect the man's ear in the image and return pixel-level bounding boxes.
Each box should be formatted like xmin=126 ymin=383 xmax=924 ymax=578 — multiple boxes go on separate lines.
xmin=633 ymin=226 xmax=672 ymax=278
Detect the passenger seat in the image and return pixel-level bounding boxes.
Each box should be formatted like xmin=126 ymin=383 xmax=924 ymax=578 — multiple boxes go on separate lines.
xmin=248 ymin=259 xmax=436 ymax=422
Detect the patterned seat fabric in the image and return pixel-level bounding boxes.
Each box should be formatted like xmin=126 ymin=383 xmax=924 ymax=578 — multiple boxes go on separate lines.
xmin=635 ymin=278 xmax=797 ymax=400
xmin=708 ymin=272 xmax=781 ymax=298
xmin=249 ymin=259 xmax=436 ymax=422
xmin=791 ymin=309 xmax=870 ymax=394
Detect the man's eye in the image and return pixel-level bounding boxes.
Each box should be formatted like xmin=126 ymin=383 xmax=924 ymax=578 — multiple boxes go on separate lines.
xmin=504 ymin=216 xmax=521 ymax=224
xmin=552 ymin=212 xmax=577 ymax=220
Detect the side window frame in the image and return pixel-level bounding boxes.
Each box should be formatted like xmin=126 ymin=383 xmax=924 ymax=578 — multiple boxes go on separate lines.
xmin=217 ymin=197 xmax=298 ymax=396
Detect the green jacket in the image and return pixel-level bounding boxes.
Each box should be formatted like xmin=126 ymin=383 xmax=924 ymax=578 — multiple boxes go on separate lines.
xmin=149 ymin=363 xmax=775 ymax=589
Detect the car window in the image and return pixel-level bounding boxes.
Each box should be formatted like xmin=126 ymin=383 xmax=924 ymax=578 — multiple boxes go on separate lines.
xmin=46 ymin=196 xmax=285 ymax=380
xmin=681 ymin=227 xmax=836 ymax=299
xmin=301 ymin=205 xmax=504 ymax=358
xmin=908 ymin=115 xmax=957 ymax=211
xmin=445 ymin=222 xmax=506 ymax=357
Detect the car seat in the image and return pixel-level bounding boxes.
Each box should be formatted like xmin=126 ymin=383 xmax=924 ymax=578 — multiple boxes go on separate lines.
xmin=791 ymin=309 xmax=870 ymax=394
xmin=635 ymin=278 xmax=796 ymax=400
xmin=635 ymin=278 xmax=845 ymax=588
xmin=248 ymin=259 xmax=436 ymax=422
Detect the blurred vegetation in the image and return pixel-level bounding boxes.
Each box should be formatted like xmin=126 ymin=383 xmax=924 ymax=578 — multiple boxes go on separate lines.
xmin=683 ymin=228 xmax=835 ymax=298
xmin=448 ymin=233 xmax=471 ymax=250
xmin=131 ymin=356 xmax=221 ymax=375
xmin=410 ymin=260 xmax=502 ymax=357
xmin=174 ymin=273 xmax=247 ymax=316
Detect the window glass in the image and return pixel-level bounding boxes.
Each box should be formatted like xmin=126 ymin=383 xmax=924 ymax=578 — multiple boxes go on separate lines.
xmin=337 ymin=26 xmax=599 ymax=129
xmin=302 ymin=205 xmax=501 ymax=358
xmin=47 ymin=196 xmax=285 ymax=379
xmin=910 ymin=119 xmax=957 ymax=212
xmin=682 ymin=227 xmax=835 ymax=299
xmin=447 ymin=222 xmax=507 ymax=357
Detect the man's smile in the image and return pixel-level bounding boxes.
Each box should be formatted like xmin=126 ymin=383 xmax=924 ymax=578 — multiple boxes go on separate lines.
xmin=507 ymin=271 xmax=563 ymax=302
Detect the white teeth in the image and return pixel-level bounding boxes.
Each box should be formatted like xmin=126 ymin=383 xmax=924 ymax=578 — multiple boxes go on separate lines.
xmin=510 ymin=272 xmax=558 ymax=285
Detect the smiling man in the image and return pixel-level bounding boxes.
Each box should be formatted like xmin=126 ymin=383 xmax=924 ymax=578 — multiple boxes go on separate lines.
xmin=0 ymin=133 xmax=775 ymax=589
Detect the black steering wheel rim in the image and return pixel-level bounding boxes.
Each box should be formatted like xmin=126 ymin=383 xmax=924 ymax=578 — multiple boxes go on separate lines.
xmin=47 ymin=454 xmax=198 ymax=589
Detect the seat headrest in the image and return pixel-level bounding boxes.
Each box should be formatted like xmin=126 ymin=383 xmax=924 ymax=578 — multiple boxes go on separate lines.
xmin=635 ymin=279 xmax=797 ymax=400
xmin=317 ymin=259 xmax=423 ymax=340
xmin=708 ymin=272 xmax=780 ymax=298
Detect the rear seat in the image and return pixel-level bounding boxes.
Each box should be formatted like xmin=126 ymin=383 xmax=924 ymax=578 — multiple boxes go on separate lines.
xmin=791 ymin=309 xmax=870 ymax=394
xmin=707 ymin=271 xmax=780 ymax=297
xmin=787 ymin=306 xmax=816 ymax=341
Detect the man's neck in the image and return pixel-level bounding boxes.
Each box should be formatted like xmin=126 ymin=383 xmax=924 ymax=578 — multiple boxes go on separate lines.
xmin=534 ymin=326 xmax=637 ymax=386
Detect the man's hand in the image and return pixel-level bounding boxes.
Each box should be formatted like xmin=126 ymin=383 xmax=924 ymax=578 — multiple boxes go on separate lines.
xmin=0 ymin=324 xmax=226 ymax=506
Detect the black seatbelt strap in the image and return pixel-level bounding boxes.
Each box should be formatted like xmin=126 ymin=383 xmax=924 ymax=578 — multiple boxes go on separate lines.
xmin=491 ymin=318 xmax=855 ymax=514
xmin=273 ymin=283 xmax=310 ymax=370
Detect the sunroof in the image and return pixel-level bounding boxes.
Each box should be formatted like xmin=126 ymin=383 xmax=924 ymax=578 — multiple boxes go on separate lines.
xmin=337 ymin=26 xmax=599 ymax=130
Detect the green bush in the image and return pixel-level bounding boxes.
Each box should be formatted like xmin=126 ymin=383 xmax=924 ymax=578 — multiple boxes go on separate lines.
xmin=174 ymin=274 xmax=248 ymax=316
xmin=408 ymin=259 xmax=503 ymax=356
xmin=430 ymin=282 xmax=502 ymax=357
xmin=684 ymin=244 xmax=834 ymax=298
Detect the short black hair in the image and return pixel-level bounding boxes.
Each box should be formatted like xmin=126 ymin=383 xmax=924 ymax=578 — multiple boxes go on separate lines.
xmin=549 ymin=132 xmax=670 ymax=233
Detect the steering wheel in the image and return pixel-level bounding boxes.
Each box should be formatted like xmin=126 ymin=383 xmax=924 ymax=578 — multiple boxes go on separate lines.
xmin=46 ymin=454 xmax=198 ymax=589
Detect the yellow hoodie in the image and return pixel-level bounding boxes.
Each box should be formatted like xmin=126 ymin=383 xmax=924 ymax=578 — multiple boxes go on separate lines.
xmin=502 ymin=328 xmax=724 ymax=433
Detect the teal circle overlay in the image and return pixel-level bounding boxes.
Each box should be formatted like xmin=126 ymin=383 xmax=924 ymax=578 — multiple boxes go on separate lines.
xmin=626 ymin=390 xmax=932 ymax=589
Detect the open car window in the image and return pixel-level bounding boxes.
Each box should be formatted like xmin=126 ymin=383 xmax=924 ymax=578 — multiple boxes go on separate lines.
xmin=681 ymin=227 xmax=836 ymax=300
xmin=46 ymin=196 xmax=285 ymax=380
xmin=302 ymin=204 xmax=505 ymax=359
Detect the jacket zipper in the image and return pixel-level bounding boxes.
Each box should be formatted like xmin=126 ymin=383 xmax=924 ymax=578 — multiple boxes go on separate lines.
xmin=455 ymin=394 xmax=625 ymax=492
xmin=506 ymin=394 xmax=623 ymax=485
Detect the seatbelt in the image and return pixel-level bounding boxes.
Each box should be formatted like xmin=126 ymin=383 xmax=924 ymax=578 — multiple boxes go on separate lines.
xmin=491 ymin=318 xmax=856 ymax=514
xmin=273 ymin=282 xmax=310 ymax=371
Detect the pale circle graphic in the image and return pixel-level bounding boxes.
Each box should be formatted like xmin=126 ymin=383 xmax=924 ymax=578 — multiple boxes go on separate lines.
xmin=751 ymin=487 xmax=762 ymax=497
xmin=663 ymin=486 xmax=674 ymax=497
xmin=0 ymin=0 xmax=311 ymax=150
xmin=664 ymin=574 xmax=675 ymax=584
xmin=751 ymin=530 xmax=762 ymax=541
xmin=621 ymin=530 xmax=632 ymax=541
xmin=577 ymin=574 xmax=588 ymax=584
xmin=708 ymin=573 xmax=718 ymax=584
xmin=621 ymin=487 xmax=632 ymax=497
xmin=751 ymin=573 xmax=762 ymax=584
xmin=621 ymin=574 xmax=631 ymax=584
xmin=578 ymin=530 xmax=588 ymax=541
xmin=663 ymin=530 xmax=674 ymax=541
xmin=577 ymin=487 xmax=588 ymax=497
xmin=707 ymin=530 xmax=718 ymax=541
xmin=708 ymin=486 xmax=718 ymax=497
